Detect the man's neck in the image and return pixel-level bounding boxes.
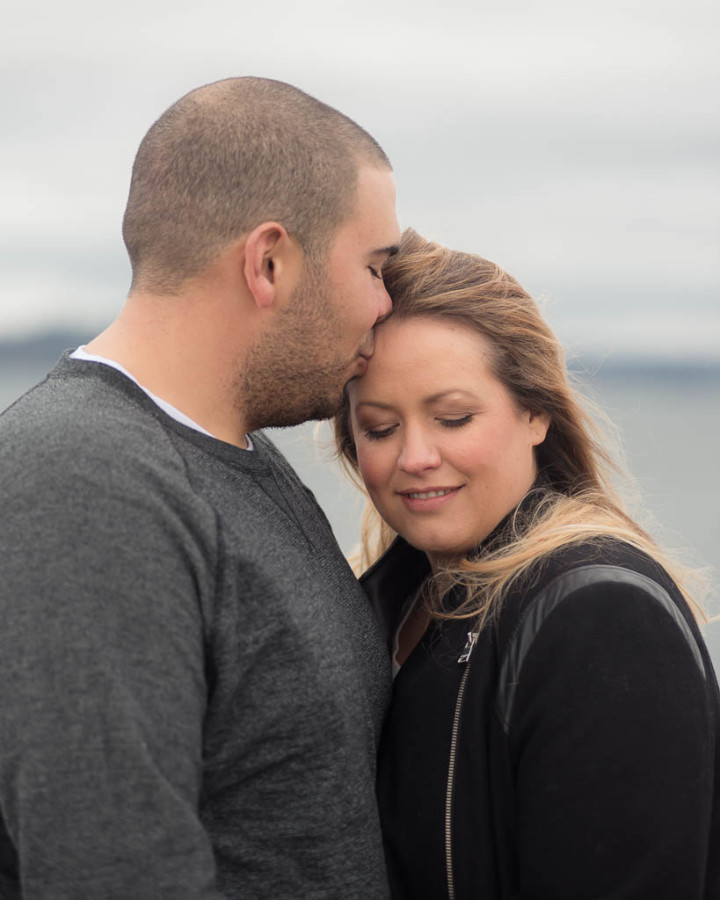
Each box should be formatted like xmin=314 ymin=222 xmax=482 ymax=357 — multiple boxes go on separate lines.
xmin=86 ymin=293 xmax=253 ymax=448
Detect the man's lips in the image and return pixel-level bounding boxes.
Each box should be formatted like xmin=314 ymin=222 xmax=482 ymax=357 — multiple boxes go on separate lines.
xmin=352 ymin=350 xmax=373 ymax=376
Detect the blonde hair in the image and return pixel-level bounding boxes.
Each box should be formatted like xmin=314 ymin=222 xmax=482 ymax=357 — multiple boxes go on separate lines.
xmin=334 ymin=229 xmax=707 ymax=626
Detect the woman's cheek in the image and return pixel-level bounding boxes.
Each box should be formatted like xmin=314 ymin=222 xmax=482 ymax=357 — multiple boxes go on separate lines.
xmin=358 ymin=448 xmax=390 ymax=501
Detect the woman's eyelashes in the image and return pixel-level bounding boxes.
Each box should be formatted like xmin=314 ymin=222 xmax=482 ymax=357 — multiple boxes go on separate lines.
xmin=363 ymin=424 xmax=397 ymax=441
xmin=361 ymin=414 xmax=475 ymax=441
xmin=438 ymin=414 xmax=474 ymax=428
xmin=368 ymin=266 xmax=383 ymax=280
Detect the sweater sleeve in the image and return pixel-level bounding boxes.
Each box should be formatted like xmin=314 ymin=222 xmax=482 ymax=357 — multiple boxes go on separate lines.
xmin=508 ymin=578 xmax=715 ymax=899
xmin=0 ymin=433 xmax=222 ymax=899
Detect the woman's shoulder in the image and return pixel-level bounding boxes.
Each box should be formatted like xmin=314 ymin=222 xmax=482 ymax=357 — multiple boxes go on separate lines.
xmin=494 ymin=536 xmax=711 ymax=736
xmin=509 ymin=536 xmax=681 ymax=612
xmin=496 ymin=536 xmax=701 ymax=674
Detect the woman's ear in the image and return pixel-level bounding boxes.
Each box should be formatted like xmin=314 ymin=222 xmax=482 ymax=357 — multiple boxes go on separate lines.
xmin=242 ymin=222 xmax=290 ymax=310
xmin=528 ymin=410 xmax=551 ymax=446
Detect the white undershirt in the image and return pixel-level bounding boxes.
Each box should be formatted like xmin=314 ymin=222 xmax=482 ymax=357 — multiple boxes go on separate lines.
xmin=70 ymin=346 xmax=253 ymax=449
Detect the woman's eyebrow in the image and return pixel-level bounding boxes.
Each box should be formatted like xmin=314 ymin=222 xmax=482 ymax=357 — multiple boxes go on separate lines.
xmin=354 ymin=391 xmax=478 ymax=411
xmin=424 ymin=390 xmax=478 ymax=404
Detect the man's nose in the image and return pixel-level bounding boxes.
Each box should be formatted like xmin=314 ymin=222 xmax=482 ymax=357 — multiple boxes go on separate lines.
xmin=376 ymin=284 xmax=392 ymax=322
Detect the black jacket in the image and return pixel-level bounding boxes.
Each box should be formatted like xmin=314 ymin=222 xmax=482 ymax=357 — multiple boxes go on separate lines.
xmin=363 ymin=533 xmax=720 ymax=899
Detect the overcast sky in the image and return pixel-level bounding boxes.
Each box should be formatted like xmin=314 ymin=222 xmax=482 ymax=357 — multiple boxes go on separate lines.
xmin=2 ymin=0 xmax=718 ymax=361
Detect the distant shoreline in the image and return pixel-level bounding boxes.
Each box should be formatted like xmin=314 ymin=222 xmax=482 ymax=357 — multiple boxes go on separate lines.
xmin=0 ymin=331 xmax=95 ymax=368
xmin=2 ymin=329 xmax=720 ymax=381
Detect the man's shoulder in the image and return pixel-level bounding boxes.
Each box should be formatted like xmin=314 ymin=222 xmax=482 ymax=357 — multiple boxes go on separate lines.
xmin=1 ymin=360 xmax=191 ymax=487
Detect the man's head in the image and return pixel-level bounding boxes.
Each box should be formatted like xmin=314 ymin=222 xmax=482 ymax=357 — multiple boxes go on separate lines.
xmin=117 ymin=76 xmax=399 ymax=438
xmin=240 ymin=165 xmax=399 ymax=429
xmin=122 ymin=76 xmax=392 ymax=294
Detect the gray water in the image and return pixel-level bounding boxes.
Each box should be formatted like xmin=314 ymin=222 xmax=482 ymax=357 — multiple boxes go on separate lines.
xmin=2 ymin=357 xmax=719 ymax=671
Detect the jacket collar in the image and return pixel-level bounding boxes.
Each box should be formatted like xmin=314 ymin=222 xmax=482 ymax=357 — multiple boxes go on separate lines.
xmin=361 ymin=538 xmax=430 ymax=646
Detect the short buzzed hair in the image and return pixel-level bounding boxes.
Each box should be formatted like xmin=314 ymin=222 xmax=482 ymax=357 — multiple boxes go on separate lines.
xmin=122 ymin=77 xmax=391 ymax=293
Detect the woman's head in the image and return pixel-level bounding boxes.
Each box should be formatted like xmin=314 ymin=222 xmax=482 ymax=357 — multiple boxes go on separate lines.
xmin=335 ymin=229 xmax=705 ymax=622
xmin=335 ymin=229 xmax=613 ymax=561
xmin=346 ymin=314 xmax=550 ymax=569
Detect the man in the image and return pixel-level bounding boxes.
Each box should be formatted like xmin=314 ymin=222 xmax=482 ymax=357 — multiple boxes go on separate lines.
xmin=0 ymin=77 xmax=400 ymax=899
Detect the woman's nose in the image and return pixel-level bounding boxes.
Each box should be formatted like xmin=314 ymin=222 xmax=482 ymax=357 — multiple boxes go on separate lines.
xmin=397 ymin=429 xmax=441 ymax=474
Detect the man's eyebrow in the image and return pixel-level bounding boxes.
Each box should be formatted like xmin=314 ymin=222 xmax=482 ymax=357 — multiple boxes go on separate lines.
xmin=353 ymin=400 xmax=395 ymax=411
xmin=372 ymin=244 xmax=400 ymax=259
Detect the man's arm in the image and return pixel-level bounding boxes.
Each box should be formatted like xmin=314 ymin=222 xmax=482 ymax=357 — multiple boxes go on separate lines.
xmin=0 ymin=447 xmax=221 ymax=899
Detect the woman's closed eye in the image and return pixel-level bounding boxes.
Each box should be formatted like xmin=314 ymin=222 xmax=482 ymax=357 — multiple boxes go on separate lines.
xmin=361 ymin=415 xmax=474 ymax=440
xmin=362 ymin=423 xmax=398 ymax=441
xmin=438 ymin=414 xmax=474 ymax=428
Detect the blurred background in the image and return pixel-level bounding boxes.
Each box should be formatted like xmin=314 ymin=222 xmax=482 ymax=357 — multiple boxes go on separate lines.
xmin=1 ymin=0 xmax=718 ymax=662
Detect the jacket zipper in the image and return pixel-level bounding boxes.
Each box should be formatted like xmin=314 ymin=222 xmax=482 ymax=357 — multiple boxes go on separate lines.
xmin=445 ymin=631 xmax=478 ymax=900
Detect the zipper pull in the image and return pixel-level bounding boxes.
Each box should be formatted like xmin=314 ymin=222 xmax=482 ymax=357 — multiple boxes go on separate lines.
xmin=458 ymin=631 xmax=479 ymax=664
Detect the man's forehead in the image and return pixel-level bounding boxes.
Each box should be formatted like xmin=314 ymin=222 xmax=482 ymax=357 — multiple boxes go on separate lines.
xmin=334 ymin=167 xmax=399 ymax=250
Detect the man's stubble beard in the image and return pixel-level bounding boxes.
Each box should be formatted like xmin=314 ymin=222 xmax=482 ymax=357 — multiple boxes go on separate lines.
xmin=239 ymin=263 xmax=358 ymax=432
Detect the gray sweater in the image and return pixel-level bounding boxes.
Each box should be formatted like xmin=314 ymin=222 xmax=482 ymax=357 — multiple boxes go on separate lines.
xmin=0 ymin=355 xmax=391 ymax=899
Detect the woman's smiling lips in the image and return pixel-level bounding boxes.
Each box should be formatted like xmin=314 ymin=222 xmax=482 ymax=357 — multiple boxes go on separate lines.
xmin=397 ymin=486 xmax=462 ymax=511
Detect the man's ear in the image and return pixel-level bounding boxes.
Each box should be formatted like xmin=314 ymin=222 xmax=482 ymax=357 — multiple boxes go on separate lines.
xmin=243 ymin=222 xmax=290 ymax=310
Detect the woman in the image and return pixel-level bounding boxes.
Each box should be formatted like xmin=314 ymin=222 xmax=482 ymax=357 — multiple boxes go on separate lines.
xmin=334 ymin=229 xmax=720 ymax=899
